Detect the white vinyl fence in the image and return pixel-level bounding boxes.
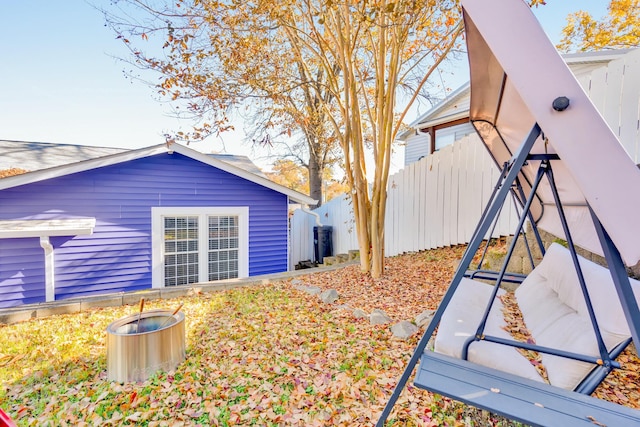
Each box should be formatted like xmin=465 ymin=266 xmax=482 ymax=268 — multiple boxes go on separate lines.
xmin=572 ymin=48 xmax=640 ymax=164
xmin=289 ymin=49 xmax=640 ymax=268
xmin=290 ymin=193 xmax=360 ymax=267
xmin=289 ymin=135 xmax=520 ymax=267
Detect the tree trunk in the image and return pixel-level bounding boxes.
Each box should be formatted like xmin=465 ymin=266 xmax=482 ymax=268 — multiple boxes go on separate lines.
xmin=307 ymin=151 xmax=323 ymax=208
xmin=370 ymin=184 xmax=387 ymax=278
xmin=352 ymin=189 xmax=371 ymax=274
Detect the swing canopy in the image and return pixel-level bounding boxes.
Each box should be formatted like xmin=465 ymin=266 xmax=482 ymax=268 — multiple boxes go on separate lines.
xmin=464 ymin=0 xmax=640 ymax=267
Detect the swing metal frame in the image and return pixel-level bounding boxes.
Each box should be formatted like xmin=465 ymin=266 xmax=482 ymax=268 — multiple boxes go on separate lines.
xmin=376 ymin=124 xmax=640 ymax=427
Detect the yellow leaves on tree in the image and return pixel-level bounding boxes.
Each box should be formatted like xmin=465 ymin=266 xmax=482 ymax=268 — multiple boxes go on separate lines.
xmin=0 ymin=168 xmax=28 ymax=178
xmin=266 ymin=159 xmax=348 ymax=203
xmin=283 ymin=0 xmax=463 ymax=278
xmin=557 ymin=0 xmax=640 ymax=52
xmin=105 ymin=0 xmax=464 ymax=277
xmin=266 ymin=159 xmax=310 ymax=195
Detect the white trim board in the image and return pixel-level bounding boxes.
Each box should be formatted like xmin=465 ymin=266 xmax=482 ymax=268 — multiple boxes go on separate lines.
xmin=0 ymin=218 xmax=96 ymax=239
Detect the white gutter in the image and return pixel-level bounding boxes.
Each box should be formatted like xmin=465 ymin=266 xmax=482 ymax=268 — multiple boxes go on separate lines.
xmin=40 ymin=236 xmax=55 ymax=302
xmin=0 ymin=218 xmax=96 ymax=238
xmin=301 ymin=206 xmax=323 ymax=227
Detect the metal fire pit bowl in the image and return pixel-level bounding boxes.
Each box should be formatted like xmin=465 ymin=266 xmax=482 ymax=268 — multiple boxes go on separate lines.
xmin=106 ymin=309 xmax=185 ymax=382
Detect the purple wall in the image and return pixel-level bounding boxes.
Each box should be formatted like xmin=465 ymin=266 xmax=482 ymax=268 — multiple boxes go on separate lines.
xmin=0 ymin=153 xmax=289 ymax=308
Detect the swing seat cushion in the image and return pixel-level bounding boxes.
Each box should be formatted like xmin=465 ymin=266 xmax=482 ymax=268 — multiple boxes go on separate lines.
xmin=434 ymin=278 xmax=546 ymax=384
xmin=434 ymin=243 xmax=640 ymax=391
xmin=515 ymin=242 xmax=640 ymax=390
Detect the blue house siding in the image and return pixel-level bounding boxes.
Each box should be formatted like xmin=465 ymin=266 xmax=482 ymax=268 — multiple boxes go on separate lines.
xmin=0 ymin=152 xmax=289 ymax=308
xmin=0 ymin=238 xmax=46 ymax=307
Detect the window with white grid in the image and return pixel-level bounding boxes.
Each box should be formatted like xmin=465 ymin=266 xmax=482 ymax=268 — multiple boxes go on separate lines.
xmin=163 ymin=216 xmax=199 ymax=286
xmin=152 ymin=207 xmax=248 ymax=288
xmin=208 ymin=215 xmax=239 ymax=280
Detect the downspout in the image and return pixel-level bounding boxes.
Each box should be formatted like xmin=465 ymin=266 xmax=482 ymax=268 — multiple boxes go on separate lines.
xmin=301 ymin=206 xmax=324 ymax=227
xmin=40 ymin=236 xmax=55 ymax=302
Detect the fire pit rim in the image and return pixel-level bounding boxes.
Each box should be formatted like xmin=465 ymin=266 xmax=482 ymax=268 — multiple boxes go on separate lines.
xmin=106 ymin=309 xmax=185 ymax=336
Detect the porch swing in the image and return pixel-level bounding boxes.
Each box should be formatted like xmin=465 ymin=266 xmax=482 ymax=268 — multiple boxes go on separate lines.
xmin=377 ymin=1 xmax=640 ymax=426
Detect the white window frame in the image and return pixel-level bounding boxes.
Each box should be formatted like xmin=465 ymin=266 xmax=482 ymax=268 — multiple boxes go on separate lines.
xmin=151 ymin=207 xmax=249 ymax=288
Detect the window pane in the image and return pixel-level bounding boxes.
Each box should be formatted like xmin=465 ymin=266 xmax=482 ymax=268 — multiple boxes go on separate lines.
xmin=163 ymin=215 xmax=199 ymax=287
xmin=207 ymin=215 xmax=239 ymax=281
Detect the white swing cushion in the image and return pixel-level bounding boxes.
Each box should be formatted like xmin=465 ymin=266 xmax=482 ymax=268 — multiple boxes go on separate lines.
xmin=434 ymin=277 xmax=545 ymax=384
xmin=515 ymin=242 xmax=640 ymax=390
xmin=434 ymin=242 xmax=640 ymax=391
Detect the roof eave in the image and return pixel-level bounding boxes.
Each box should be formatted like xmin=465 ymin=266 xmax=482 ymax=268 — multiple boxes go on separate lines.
xmin=0 ymin=143 xmax=318 ymax=205
xmin=416 ymin=111 xmax=470 ymax=131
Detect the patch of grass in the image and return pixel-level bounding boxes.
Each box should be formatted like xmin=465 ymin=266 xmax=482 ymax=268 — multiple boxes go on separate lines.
xmin=0 ymin=281 xmax=523 ymax=426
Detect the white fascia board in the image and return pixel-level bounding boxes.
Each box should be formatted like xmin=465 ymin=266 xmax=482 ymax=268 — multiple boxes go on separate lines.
xmin=415 ymin=111 xmax=470 ymax=131
xmin=0 ymin=218 xmax=96 ymax=238
xmin=562 ymin=48 xmax=635 ymax=65
xmin=410 ymin=82 xmax=471 ymax=128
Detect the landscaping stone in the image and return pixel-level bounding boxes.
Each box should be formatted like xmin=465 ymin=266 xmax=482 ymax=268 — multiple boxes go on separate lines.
xmin=323 ymin=256 xmax=338 ymax=266
xmin=348 ymin=249 xmax=360 ymax=260
xmin=369 ymin=309 xmax=391 ymax=325
xmin=336 ymin=253 xmax=349 ymax=263
xmin=37 ymin=302 xmax=81 ymax=318
xmin=319 ymin=289 xmax=339 ymax=304
xmin=79 ymin=295 xmax=124 ymax=310
xmin=123 ymin=290 xmax=160 ymax=306
xmin=353 ymin=308 xmax=368 ymax=319
xmin=391 ymin=321 xmax=418 ymax=339
xmin=0 ymin=309 xmax=35 ymax=324
xmin=160 ymin=286 xmax=191 ymax=299
xmin=294 ymin=284 xmax=322 ymax=295
xmin=415 ymin=309 xmax=435 ymax=327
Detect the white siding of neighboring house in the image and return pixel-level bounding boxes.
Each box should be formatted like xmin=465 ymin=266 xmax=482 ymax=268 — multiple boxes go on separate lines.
xmin=434 ymin=122 xmax=475 ymax=151
xmin=403 ymin=130 xmax=430 ymax=165
xmin=403 ymin=48 xmax=640 ymax=166
xmin=436 ymin=93 xmax=471 ymax=118
xmin=570 ymin=49 xmax=640 ymax=163
xmin=402 ymin=83 xmax=471 ymax=166
xmin=403 ymin=121 xmax=475 ymax=165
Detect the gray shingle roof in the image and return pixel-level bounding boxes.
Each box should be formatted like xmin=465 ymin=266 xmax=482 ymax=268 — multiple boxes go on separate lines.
xmin=0 ymin=140 xmax=126 ymax=172
xmin=0 ymin=140 xmax=266 ymax=177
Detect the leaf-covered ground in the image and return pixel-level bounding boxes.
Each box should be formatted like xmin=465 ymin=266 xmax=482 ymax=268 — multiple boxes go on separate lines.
xmin=0 ymin=245 xmax=638 ymax=426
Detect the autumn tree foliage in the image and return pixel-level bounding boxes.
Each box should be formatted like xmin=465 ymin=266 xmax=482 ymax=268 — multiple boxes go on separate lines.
xmin=266 ymin=159 xmax=348 ymax=203
xmin=557 ymin=0 xmax=640 ymax=52
xmin=286 ymin=1 xmax=462 ymax=278
xmin=0 ymin=168 xmax=28 ymax=178
xmin=106 ymin=0 xmax=463 ymax=278
xmin=105 ymin=0 xmax=340 ymax=207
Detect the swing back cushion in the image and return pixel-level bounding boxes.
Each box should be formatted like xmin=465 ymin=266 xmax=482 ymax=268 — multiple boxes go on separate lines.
xmin=515 ymin=242 xmax=640 ymax=390
xmin=434 ymin=242 xmax=640 ymax=390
